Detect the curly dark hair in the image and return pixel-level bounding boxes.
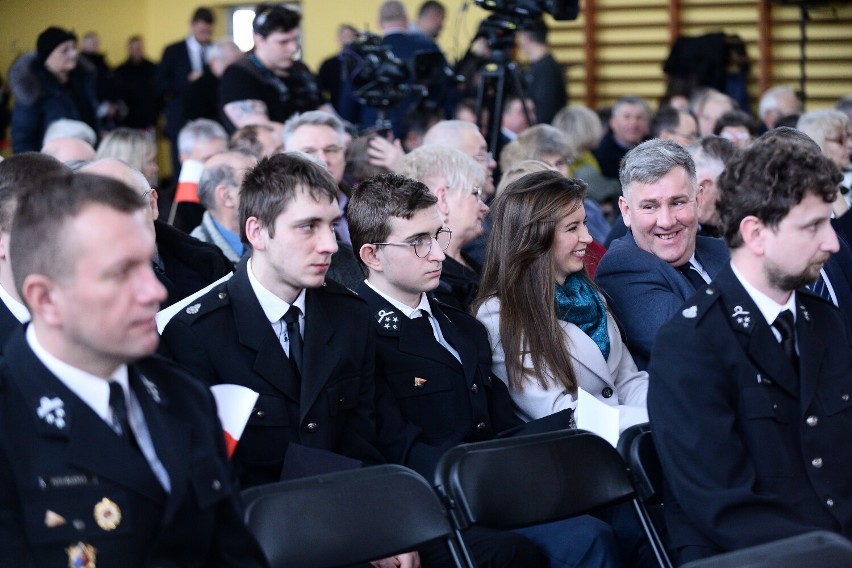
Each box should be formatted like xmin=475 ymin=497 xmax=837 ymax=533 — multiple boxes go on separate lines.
xmin=717 ymin=131 xmax=840 ymax=249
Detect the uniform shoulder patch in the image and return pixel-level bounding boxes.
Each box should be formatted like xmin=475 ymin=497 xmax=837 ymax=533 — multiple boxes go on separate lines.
xmin=170 ymin=283 xmax=231 ymax=325
xmin=678 ymin=285 xmax=720 ymax=324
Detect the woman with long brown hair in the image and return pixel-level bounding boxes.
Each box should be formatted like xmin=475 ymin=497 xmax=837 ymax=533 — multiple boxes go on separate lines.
xmin=474 ymin=170 xmax=648 ymax=433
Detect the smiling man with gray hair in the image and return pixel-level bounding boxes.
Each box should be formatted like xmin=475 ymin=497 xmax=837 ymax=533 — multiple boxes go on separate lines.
xmin=596 ymin=138 xmax=729 ymax=369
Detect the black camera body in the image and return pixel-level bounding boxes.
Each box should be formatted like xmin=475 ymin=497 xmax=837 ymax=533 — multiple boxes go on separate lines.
xmin=474 ymin=0 xmax=580 ymax=21
xmin=342 ymin=32 xmax=447 ymax=110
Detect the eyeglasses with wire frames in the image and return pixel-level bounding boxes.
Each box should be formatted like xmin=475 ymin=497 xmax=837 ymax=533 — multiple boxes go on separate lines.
xmin=371 ymin=227 xmax=452 ymax=258
xmin=469 ymin=185 xmax=484 ymax=203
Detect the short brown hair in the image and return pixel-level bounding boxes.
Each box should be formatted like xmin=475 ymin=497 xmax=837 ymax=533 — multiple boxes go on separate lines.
xmin=347 ymin=173 xmax=437 ymax=271
xmin=11 ymin=173 xmax=146 ymax=297
xmin=239 ymin=153 xmax=339 ymax=243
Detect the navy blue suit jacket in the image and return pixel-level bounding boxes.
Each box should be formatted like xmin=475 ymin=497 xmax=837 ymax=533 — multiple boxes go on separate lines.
xmin=649 ymin=265 xmax=852 ymax=562
xmin=595 ymin=231 xmax=730 ymax=370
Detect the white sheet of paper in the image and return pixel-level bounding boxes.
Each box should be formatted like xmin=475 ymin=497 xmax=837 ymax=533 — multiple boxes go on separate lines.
xmin=576 ymin=387 xmax=620 ymax=447
xmin=155 ymin=272 xmax=233 ymax=334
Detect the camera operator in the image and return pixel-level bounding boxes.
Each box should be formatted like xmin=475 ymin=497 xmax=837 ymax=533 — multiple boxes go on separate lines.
xmin=219 ymin=4 xmax=325 ymax=133
xmin=339 ymin=0 xmax=453 ymax=139
xmin=518 ymin=18 xmax=566 ymax=125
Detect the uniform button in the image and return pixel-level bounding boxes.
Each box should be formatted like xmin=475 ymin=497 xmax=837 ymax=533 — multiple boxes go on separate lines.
xmin=476 ymin=422 xmax=486 ymax=431
xmin=772 ymin=404 xmax=778 ymax=409
xmin=843 ymin=394 xmax=850 ymax=401
xmin=211 ymin=479 xmax=222 ymax=491
xmin=806 ymin=415 xmax=819 ymax=427
xmin=812 ymin=458 xmax=823 ymax=469
xmin=827 ymin=498 xmax=835 ymax=507
xmin=255 ymin=409 xmax=265 ymax=418
xmin=218 ymin=292 xmax=227 ymax=300
xmin=705 ymin=287 xmax=715 ymax=295
xmin=73 ymin=519 xmax=86 ymax=531
xmin=471 ymin=384 xmax=479 ymax=394
xmin=602 ymin=387 xmax=613 ymax=398
xmin=338 ymin=396 xmax=346 ymax=404
xmin=306 ymin=422 xmax=319 ymax=433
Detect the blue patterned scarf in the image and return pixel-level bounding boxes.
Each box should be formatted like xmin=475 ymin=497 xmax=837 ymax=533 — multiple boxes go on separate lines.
xmin=555 ymin=274 xmax=611 ymax=361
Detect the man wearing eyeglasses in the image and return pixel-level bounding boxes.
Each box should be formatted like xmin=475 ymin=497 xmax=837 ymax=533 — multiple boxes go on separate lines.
xmin=161 ymin=153 xmax=385 ymax=490
xmin=348 ymin=173 xmax=619 ymax=568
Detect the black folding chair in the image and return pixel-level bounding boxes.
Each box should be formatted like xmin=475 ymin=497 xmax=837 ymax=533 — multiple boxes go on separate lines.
xmin=434 ymin=428 xmax=672 ymax=568
xmin=618 ymin=422 xmax=673 ymax=566
xmin=681 ymin=530 xmax=852 ymax=568
xmin=241 ymin=464 xmax=465 ymax=568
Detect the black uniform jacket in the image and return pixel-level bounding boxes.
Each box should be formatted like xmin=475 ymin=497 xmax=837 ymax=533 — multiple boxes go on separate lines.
xmin=648 ymin=265 xmax=852 ymax=562
xmin=359 ymin=282 xmax=556 ymax=477
xmin=0 ymin=300 xmax=21 ymax=354
xmin=161 ymin=263 xmax=384 ymax=488
xmin=0 ymin=327 xmax=267 ymax=567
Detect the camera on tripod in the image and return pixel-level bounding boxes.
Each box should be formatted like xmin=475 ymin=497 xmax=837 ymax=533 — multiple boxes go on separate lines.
xmin=342 ymin=32 xmax=447 ymax=110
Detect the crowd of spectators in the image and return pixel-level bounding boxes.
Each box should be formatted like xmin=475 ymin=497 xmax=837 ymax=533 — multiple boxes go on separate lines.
xmin=1 ymin=1 xmax=852 ymax=566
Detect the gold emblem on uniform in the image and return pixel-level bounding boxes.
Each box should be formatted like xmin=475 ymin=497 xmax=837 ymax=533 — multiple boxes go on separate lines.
xmin=44 ymin=509 xmax=67 ymax=527
xmin=186 ymin=302 xmax=201 ymax=315
xmin=414 ymin=377 xmax=427 ymax=388
xmin=66 ymin=541 xmax=96 ymax=568
xmin=93 ymin=498 xmax=121 ymax=531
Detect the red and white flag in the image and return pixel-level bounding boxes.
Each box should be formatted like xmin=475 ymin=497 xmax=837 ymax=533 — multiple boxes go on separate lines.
xmin=173 ymin=159 xmax=204 ymax=204
xmin=210 ymin=384 xmax=259 ymax=458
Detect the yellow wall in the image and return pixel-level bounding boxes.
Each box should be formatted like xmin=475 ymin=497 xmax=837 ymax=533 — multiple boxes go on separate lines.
xmin=2 ymin=1 xmax=849 ymax=114
xmin=0 ymin=1 xmax=490 ymax=80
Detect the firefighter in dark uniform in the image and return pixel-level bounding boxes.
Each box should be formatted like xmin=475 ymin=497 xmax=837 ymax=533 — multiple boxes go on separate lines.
xmin=0 ymin=172 xmax=266 ymax=567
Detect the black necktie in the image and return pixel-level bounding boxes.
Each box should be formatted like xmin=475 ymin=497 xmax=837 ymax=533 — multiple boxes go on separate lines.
xmin=109 ymin=382 xmax=133 ymax=440
xmin=282 ymin=306 xmax=303 ymax=376
xmin=675 ymin=261 xmax=707 ymax=290
xmin=773 ymin=310 xmax=799 ymax=373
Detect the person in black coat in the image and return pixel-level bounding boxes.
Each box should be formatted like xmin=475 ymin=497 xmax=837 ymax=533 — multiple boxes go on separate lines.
xmin=157 ymin=8 xmax=214 ymax=173
xmin=649 ymin=133 xmax=852 ymax=564
xmin=0 ymin=172 xmax=267 ymax=567
xmin=114 ymin=36 xmax=160 ymax=130
xmin=0 ymin=153 xmax=71 ymax=351
xmin=9 ymin=27 xmax=99 ymax=153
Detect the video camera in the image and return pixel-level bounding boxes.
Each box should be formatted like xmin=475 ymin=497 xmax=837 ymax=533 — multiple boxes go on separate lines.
xmin=474 ymin=0 xmax=580 ymax=22
xmin=473 ymin=0 xmax=579 ymax=52
xmin=342 ymin=32 xmax=449 ymax=110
